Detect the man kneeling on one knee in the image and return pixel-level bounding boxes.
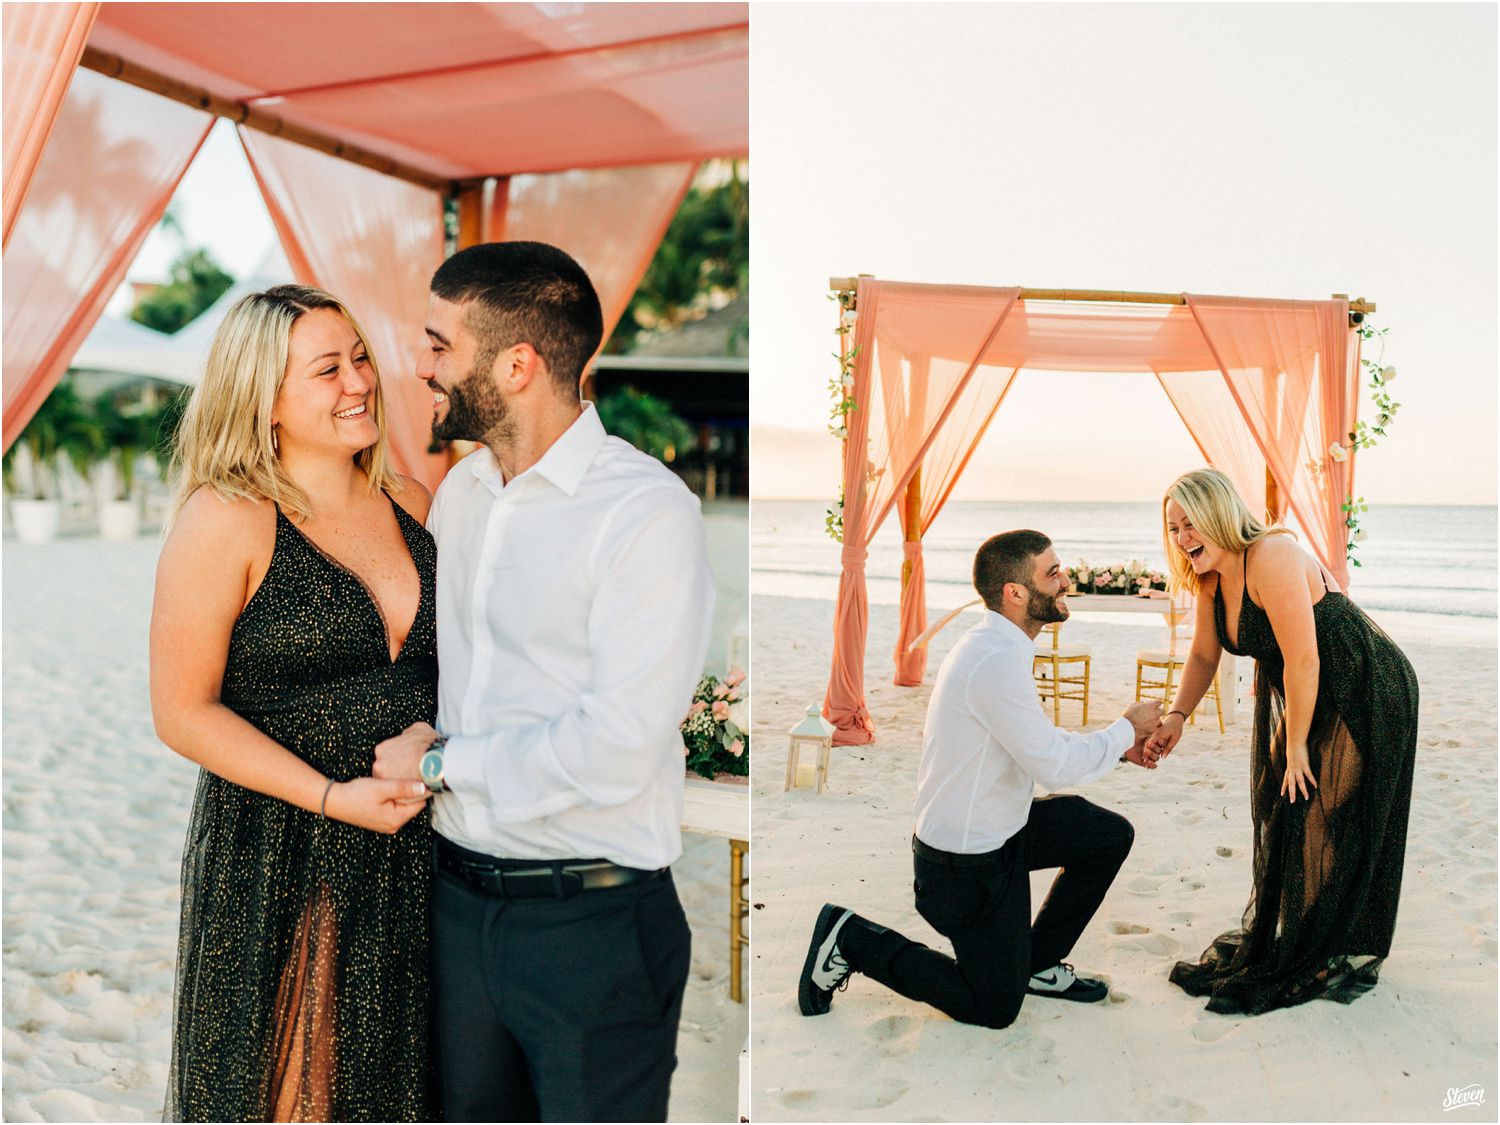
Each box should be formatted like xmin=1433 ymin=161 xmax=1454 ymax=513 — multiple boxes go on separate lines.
xmin=799 ymin=529 xmax=1164 ymax=1028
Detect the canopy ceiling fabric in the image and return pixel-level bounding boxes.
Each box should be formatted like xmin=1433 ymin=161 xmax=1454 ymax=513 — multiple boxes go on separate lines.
xmin=824 ymin=278 xmax=1360 ymax=746
xmin=2 ymin=67 xmax=211 ymax=450
xmin=2 ymin=2 xmax=97 ymax=249
xmin=241 ymin=128 xmax=449 ymax=492
xmin=498 ymin=162 xmax=698 ymax=347
xmin=87 ymin=2 xmax=748 ymax=179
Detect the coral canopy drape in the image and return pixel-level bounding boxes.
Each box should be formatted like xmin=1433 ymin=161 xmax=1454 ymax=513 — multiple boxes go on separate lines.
xmin=1 ymin=2 xmax=97 ymax=249
xmin=2 ymin=67 xmax=210 ymax=449
xmin=825 ymin=278 xmax=1360 ymax=746
xmin=1 ymin=3 xmax=746 ymax=459
xmin=498 ymin=163 xmax=698 ymax=347
xmin=240 ymin=128 xmax=448 ymax=491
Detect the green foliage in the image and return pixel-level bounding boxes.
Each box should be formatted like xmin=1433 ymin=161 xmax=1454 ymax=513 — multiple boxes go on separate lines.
xmin=1342 ymin=321 xmax=1401 ymax=567
xmin=610 ymin=161 xmax=748 ymax=353
xmin=130 ymin=247 xmax=234 ymax=335
xmin=3 ymin=379 xmax=104 ymax=496
xmin=594 ymin=386 xmax=695 ymax=465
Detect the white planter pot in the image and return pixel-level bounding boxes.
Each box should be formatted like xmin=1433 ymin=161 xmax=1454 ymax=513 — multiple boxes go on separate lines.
xmin=11 ymin=499 xmax=61 ymax=545
xmin=99 ymin=499 xmax=140 ymax=541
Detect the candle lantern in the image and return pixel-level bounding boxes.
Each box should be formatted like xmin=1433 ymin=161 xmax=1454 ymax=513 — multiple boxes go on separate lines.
xmin=785 ymin=704 xmax=834 ymax=793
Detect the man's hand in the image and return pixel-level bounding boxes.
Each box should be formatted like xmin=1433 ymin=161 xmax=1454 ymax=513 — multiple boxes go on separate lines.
xmin=373 ymin=721 xmax=438 ymax=785
xmin=1122 ymin=700 xmax=1163 ymax=741
xmin=1122 ymin=736 xmax=1160 ymax=769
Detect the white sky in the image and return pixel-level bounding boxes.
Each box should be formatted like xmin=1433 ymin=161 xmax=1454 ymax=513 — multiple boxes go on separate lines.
xmin=749 ymin=2 xmax=1498 ymax=504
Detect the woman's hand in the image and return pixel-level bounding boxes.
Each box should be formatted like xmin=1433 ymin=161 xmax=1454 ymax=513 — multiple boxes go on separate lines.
xmin=1147 ymin=711 xmax=1185 ymax=757
xmin=1281 ymin=741 xmax=1319 ymax=804
xmin=324 ymin=778 xmax=431 ymax=834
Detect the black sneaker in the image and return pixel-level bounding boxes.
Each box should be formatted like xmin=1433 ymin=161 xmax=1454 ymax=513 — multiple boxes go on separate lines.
xmin=798 ymin=903 xmax=855 ymax=1016
xmin=1026 ymin=962 xmax=1108 ymax=1003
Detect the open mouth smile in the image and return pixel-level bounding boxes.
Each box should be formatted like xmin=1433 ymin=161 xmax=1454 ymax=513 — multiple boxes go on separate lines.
xmin=333 ymin=404 xmax=367 ymax=419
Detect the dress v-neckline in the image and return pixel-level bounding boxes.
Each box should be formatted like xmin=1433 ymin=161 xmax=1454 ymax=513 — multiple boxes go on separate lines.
xmin=278 ymin=498 xmax=423 ymax=665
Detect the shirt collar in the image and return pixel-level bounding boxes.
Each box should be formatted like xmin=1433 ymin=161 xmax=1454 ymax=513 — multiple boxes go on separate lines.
xmin=979 ymin=608 xmax=1031 ymax=648
xmin=467 ymin=402 xmax=607 ymax=497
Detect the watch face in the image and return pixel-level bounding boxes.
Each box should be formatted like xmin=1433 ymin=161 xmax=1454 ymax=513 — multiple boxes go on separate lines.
xmin=420 ymin=748 xmax=444 ymax=789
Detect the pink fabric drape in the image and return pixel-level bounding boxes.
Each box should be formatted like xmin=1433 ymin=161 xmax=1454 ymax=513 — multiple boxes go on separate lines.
xmin=824 ymin=280 xmax=1362 ymax=744
xmin=240 ymin=128 xmax=448 ymax=492
xmin=2 ymin=2 xmax=97 ymax=249
xmin=495 ymin=163 xmax=698 ymax=348
xmin=2 ymin=68 xmax=211 ymax=451
xmin=824 ymin=281 xmax=1021 ymax=742
xmin=1184 ymin=295 xmax=1358 ymax=588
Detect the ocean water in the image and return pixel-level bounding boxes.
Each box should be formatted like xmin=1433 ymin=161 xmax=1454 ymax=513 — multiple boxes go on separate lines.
xmin=752 ymin=500 xmax=1498 ymax=630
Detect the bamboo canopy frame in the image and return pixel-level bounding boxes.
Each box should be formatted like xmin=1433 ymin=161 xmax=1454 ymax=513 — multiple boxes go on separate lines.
xmin=827 ymin=274 xmax=1377 ymax=595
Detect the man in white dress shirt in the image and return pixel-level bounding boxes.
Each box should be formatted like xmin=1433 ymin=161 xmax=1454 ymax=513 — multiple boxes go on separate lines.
xmin=374 ymin=242 xmax=713 ymax=1121
xmin=798 ymin=530 xmax=1162 ymax=1028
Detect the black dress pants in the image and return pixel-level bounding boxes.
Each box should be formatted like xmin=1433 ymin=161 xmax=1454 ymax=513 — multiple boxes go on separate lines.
xmin=843 ymin=795 xmax=1133 ymax=1029
xmin=430 ymin=850 xmax=692 ymax=1122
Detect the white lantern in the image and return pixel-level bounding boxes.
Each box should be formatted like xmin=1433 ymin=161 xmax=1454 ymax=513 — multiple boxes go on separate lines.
xmin=785 ymin=704 xmax=835 ymax=794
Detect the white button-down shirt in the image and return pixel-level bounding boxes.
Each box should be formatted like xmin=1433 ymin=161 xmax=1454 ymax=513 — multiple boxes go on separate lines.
xmin=427 ymin=403 xmax=713 ymax=870
xmin=914 ymin=611 xmax=1132 ymax=854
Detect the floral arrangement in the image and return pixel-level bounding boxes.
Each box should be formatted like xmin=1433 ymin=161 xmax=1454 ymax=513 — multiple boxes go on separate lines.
xmin=825 ymin=291 xmax=858 ymax=541
xmin=681 ymin=668 xmax=749 ymax=780
xmin=1066 ymin=558 xmax=1169 ymax=595
xmin=1329 ymin=320 xmax=1400 ymax=568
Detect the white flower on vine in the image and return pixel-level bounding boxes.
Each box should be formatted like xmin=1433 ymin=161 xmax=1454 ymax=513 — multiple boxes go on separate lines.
xmin=1377 ymin=412 xmax=1391 ymax=426
xmin=1353 ymin=529 xmax=1368 ymax=542
xmin=842 ymin=309 xmax=858 ymax=326
xmin=834 ymin=423 xmax=847 ymax=440
xmin=1328 ymin=442 xmax=1348 ymax=463
xmin=1379 ymin=365 xmax=1396 ymax=382
xmin=841 ymin=374 xmax=855 ymax=392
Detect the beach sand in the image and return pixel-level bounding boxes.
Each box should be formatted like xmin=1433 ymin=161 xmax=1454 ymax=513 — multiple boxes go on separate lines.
xmin=750 ymin=592 xmax=1497 ymax=1122
xmin=1 ymin=526 xmax=747 ymax=1123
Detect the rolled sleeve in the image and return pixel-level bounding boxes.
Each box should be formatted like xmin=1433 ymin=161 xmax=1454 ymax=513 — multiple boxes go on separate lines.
xmin=442 ymin=488 xmax=713 ymax=825
xmin=966 ymin=651 xmax=1133 ymax=791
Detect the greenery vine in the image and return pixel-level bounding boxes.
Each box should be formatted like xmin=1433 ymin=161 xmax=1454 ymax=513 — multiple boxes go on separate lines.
xmin=824 ymin=290 xmax=859 ymax=541
xmin=1338 ymin=321 xmax=1401 ymax=567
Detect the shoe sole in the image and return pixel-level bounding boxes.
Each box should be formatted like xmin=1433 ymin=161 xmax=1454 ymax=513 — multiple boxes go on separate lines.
xmin=1025 ymin=983 xmax=1109 ymax=1003
xmin=798 ymin=903 xmax=846 ymax=1016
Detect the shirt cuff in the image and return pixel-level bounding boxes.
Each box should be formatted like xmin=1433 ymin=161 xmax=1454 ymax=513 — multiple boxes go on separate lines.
xmin=440 ymin=733 xmax=489 ymax=799
xmin=1107 ymin=717 xmax=1135 ymax=759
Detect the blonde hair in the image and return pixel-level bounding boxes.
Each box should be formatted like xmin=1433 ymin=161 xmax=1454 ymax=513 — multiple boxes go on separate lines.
xmin=1162 ymin=468 xmax=1293 ymax=594
xmin=168 ymin=285 xmax=400 ymax=524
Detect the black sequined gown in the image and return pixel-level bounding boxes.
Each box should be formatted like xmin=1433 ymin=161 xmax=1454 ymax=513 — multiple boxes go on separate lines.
xmin=1169 ymin=550 xmax=1419 ymax=1015
xmin=165 ymin=498 xmax=438 ymax=1121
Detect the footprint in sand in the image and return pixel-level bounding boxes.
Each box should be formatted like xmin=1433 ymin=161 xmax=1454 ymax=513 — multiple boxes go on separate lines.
xmin=1107 ymin=989 xmax=1133 ymax=1006
xmin=1191 ymin=1017 xmax=1238 ymax=1044
xmin=1128 ymin=874 xmax=1165 ymax=895
xmin=865 ymin=1014 xmax=922 ymax=1057
xmin=1174 ymin=810 xmax=1204 ymax=826
xmin=1001 ymin=1034 xmax=1060 ymax=1081
xmin=1149 ymin=1094 xmax=1208 ymax=1121
xmin=1109 ymin=921 xmax=1151 ymax=935
xmin=851 ymin=1079 xmax=911 ymax=1111
xmin=1215 ymin=846 xmax=1235 ymax=858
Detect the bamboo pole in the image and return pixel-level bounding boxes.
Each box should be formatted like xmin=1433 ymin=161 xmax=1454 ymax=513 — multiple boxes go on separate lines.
xmin=1265 ymin=465 xmax=1281 ymax=525
xmin=901 ymin=467 xmax=922 ymax=591
xmin=79 ymin=46 xmax=460 ymax=194
xmin=828 ymin=277 xmax=1376 ymax=316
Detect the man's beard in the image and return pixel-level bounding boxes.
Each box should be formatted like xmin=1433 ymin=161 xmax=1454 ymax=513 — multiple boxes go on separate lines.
xmin=431 ymin=361 xmax=513 ymax=445
xmin=1024 ymin=582 xmax=1069 ymax=626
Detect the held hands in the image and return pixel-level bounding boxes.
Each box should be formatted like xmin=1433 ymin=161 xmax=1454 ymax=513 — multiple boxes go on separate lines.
xmin=324 ymin=777 xmax=430 ymax=834
xmin=1281 ymin=741 xmax=1319 ymax=804
xmin=1122 ymin=736 xmax=1160 ymax=769
xmin=1146 ymin=711 xmax=1185 ymax=758
xmin=373 ymin=721 xmax=438 ymax=785
xmin=1122 ymin=700 xmax=1163 ymax=741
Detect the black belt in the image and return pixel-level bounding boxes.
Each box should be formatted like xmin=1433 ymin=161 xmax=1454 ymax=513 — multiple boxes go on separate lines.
xmin=912 ymin=834 xmax=1014 ymax=869
xmin=435 ymin=836 xmax=663 ymax=899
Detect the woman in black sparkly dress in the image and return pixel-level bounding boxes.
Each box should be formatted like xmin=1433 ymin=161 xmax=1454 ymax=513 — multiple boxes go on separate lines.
xmin=150 ymin=286 xmax=438 ymax=1120
xmin=1147 ymin=468 xmax=1418 ymax=1016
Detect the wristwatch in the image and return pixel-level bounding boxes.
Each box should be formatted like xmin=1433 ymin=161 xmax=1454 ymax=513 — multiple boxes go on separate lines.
xmin=419 ymin=735 xmax=450 ymax=794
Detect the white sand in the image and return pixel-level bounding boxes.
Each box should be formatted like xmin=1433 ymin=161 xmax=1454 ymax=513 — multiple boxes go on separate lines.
xmin=750 ymin=593 xmax=1497 ymax=1122
xmin=1 ymin=525 xmax=747 ymax=1123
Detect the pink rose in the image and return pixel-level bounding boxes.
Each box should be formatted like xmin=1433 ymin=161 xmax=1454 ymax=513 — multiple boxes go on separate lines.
xmin=726 ymin=667 xmax=746 ymax=687
xmin=726 ymin=688 xmax=740 ymax=702
xmin=713 ymin=681 xmax=731 ymax=699
xmin=729 ymin=739 xmax=744 ymax=758
xmin=691 ymin=701 xmax=708 ymax=715
xmin=712 ymin=700 xmax=729 ymax=720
